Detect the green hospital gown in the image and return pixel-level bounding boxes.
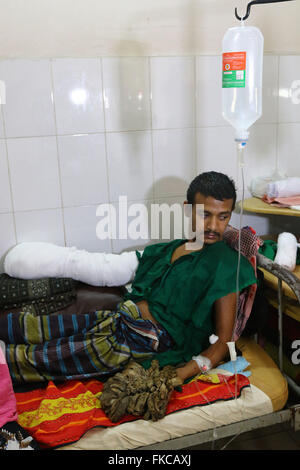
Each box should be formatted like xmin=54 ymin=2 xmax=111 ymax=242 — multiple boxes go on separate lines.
xmin=124 ymin=238 xmax=257 ymax=369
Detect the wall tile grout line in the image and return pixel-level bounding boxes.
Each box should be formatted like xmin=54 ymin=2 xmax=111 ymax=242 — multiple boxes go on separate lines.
xmin=0 ymin=92 xmax=18 ymax=246
xmin=275 ymin=55 xmax=280 ymax=172
xmin=148 ymin=56 xmax=156 ymax=205
xmin=194 ymin=55 xmax=198 ymax=176
xmin=100 ymin=57 xmax=113 ymax=253
xmin=49 ymin=58 xmax=67 ymax=247
xmin=0 ymin=121 xmax=290 ymax=142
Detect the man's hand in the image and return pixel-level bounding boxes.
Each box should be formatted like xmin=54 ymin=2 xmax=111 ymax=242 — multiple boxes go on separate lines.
xmin=100 ymin=360 xmax=183 ymax=422
xmin=136 ymin=299 xmax=159 ymax=325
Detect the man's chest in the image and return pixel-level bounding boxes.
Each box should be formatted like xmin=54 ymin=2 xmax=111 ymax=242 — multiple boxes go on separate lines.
xmin=170 ymin=243 xmax=198 ymax=264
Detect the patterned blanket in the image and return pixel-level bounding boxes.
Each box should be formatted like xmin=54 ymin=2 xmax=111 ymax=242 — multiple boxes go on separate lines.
xmin=223 ymin=225 xmax=263 ymax=340
xmin=0 ymin=274 xmax=77 ymax=315
xmin=15 ymin=373 xmax=250 ymax=449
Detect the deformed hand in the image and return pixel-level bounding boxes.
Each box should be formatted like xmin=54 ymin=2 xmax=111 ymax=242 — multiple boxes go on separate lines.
xmin=100 ymin=360 xmax=183 ymax=422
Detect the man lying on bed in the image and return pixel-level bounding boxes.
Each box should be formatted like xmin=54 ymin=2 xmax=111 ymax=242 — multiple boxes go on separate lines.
xmin=0 ymin=171 xmax=256 ymax=392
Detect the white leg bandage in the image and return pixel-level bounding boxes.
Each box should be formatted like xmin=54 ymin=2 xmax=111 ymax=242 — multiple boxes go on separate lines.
xmin=4 ymin=242 xmax=142 ymax=287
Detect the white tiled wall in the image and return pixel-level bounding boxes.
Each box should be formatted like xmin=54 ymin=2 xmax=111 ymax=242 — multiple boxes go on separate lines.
xmin=0 ymin=55 xmax=300 ymax=267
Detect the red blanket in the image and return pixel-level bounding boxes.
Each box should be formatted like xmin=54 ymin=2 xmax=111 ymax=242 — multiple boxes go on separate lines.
xmin=15 ymin=374 xmax=249 ymax=449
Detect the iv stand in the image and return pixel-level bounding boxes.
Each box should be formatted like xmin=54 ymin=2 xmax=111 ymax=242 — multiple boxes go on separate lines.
xmin=235 ymin=0 xmax=294 ymax=21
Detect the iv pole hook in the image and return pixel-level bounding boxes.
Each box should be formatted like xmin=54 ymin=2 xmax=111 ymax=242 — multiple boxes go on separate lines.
xmin=235 ymin=0 xmax=294 ymax=22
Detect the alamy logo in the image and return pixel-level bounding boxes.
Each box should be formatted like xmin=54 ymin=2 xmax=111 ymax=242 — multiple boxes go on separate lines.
xmin=291 ymin=80 xmax=300 ymax=105
xmin=95 ymin=196 xmax=205 ymax=251
xmin=0 ymin=81 xmax=6 ymax=105
xmin=291 ymin=340 xmax=300 ymax=365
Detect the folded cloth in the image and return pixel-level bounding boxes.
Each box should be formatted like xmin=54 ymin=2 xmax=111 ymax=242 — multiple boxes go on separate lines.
xmin=0 ymin=273 xmax=77 ymax=314
xmin=267 ymin=177 xmax=300 ymax=199
xmin=216 ymin=356 xmax=251 ymax=377
xmin=4 ymin=242 xmax=141 ymax=287
xmin=262 ymin=194 xmax=300 ymax=207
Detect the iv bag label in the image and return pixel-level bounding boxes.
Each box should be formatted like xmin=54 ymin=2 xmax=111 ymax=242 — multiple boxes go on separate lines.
xmin=222 ymin=52 xmax=246 ymax=88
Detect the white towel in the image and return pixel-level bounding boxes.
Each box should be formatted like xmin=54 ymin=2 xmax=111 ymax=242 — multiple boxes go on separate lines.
xmin=4 ymin=242 xmax=142 ymax=287
xmin=267 ymin=177 xmax=300 ymax=198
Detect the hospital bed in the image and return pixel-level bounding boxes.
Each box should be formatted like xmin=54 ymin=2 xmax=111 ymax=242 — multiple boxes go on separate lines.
xmin=54 ymin=252 xmax=300 ymax=451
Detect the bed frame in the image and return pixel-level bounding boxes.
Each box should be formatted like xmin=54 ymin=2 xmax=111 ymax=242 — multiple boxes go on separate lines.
xmin=138 ymin=253 xmax=300 ymax=450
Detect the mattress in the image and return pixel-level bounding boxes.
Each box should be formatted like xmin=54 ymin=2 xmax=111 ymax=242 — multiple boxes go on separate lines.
xmin=57 ymin=337 xmax=288 ymax=451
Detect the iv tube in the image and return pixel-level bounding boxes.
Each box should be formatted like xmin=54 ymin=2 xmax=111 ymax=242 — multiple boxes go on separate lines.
xmin=227 ymin=141 xmax=246 ymax=406
xmin=233 ymin=141 xmax=246 ymax=341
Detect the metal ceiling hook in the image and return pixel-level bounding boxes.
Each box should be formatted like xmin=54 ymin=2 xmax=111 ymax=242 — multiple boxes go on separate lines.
xmin=235 ymin=0 xmax=294 ymax=22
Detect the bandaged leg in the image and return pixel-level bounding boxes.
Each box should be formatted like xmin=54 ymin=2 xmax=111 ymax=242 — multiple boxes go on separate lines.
xmin=274 ymin=232 xmax=298 ymax=271
xmin=4 ymin=242 xmax=142 ymax=286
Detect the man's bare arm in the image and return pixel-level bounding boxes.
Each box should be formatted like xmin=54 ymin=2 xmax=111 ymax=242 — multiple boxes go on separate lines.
xmin=176 ymin=291 xmax=237 ymax=382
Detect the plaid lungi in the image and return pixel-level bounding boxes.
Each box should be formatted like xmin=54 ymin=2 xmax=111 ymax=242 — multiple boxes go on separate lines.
xmin=1 ymin=300 xmax=173 ymax=383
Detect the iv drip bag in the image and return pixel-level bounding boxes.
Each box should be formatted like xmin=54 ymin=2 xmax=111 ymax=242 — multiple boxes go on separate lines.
xmin=222 ymin=23 xmax=264 ymax=143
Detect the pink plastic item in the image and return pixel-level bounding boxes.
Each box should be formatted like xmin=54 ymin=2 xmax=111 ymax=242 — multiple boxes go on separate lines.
xmin=0 ymin=346 xmax=18 ymax=427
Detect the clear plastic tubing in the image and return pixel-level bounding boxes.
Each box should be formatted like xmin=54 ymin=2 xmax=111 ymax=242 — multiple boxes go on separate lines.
xmin=222 ymin=20 xmax=264 ymax=144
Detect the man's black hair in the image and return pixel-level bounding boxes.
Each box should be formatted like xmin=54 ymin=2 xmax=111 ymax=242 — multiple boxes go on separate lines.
xmin=186 ymin=171 xmax=237 ymax=210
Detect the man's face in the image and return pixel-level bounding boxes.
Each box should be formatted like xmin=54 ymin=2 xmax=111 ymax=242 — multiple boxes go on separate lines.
xmin=188 ymin=192 xmax=233 ymax=245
